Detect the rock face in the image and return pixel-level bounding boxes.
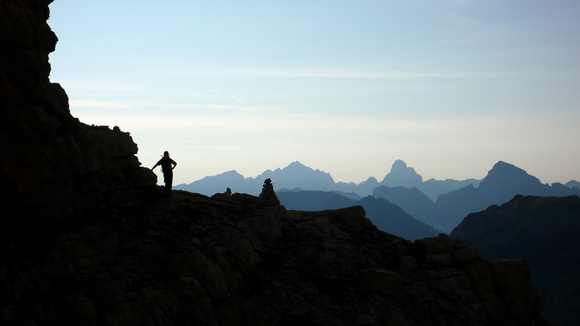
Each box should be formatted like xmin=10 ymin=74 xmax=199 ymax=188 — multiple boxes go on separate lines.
xmin=0 ymin=0 xmax=156 ymax=226
xmin=0 ymin=1 xmax=553 ymax=325
xmin=450 ymin=195 xmax=580 ymax=326
xmin=0 ymin=187 xmax=551 ymax=326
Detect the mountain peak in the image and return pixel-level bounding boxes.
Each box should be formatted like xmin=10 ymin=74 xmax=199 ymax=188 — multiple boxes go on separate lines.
xmin=380 ymin=160 xmax=423 ymax=187
xmin=484 ymin=161 xmax=538 ymax=183
xmin=490 ymin=160 xmax=521 ymax=172
xmin=286 ymin=161 xmax=309 ymax=170
xmin=477 ymin=161 xmax=548 ymax=204
xmin=392 ymin=159 xmax=408 ymax=171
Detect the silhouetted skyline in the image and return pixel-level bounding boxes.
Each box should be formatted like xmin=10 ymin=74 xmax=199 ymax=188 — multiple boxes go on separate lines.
xmin=48 ymin=1 xmax=580 ymax=185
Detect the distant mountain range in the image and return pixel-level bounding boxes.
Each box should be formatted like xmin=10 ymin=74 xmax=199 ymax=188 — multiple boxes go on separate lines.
xmin=175 ymin=160 xmax=482 ymax=200
xmin=450 ymin=195 xmax=580 ymax=326
xmin=176 ymin=160 xmax=580 ymax=233
xmin=175 ymin=161 xmax=336 ymax=197
xmin=375 ymin=161 xmax=580 ymax=232
xmin=277 ymin=190 xmax=441 ymax=241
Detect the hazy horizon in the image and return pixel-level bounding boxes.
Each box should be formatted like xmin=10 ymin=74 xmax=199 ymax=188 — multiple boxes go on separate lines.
xmin=174 ymin=159 xmax=578 ymax=186
xmin=47 ymin=1 xmax=580 ymax=185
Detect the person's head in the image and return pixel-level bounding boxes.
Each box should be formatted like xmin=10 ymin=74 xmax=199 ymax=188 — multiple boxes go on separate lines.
xmin=164 ymin=151 xmax=169 ymax=157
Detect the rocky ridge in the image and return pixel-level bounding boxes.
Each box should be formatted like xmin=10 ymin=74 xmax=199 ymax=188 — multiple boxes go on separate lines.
xmin=0 ymin=0 xmax=156 ymax=227
xmin=1 ymin=182 xmax=551 ymax=325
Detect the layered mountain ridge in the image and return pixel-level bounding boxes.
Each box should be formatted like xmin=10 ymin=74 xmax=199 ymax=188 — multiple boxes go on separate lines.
xmin=277 ymin=191 xmax=441 ymax=240
xmin=180 ymin=160 xmax=580 ymax=233
xmin=175 ymin=160 xmax=484 ymax=200
xmin=450 ymin=195 xmax=580 ymax=325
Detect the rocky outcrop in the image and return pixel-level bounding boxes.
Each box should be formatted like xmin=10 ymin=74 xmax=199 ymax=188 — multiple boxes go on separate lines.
xmin=0 ymin=0 xmax=156 ymax=225
xmin=0 ymin=186 xmax=551 ymax=325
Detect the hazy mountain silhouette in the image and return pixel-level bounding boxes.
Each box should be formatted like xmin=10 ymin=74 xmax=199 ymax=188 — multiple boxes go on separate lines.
xmin=179 ymin=170 xmax=255 ymax=195
xmin=278 ymin=190 xmax=441 ymax=240
xmin=450 ymin=195 xmax=580 ymax=326
xmin=278 ymin=190 xmax=357 ymax=211
xmin=255 ymin=161 xmax=336 ymax=191
xmin=372 ymin=186 xmax=435 ymax=225
xmin=420 ymin=177 xmax=481 ymax=202
xmin=370 ymin=161 xmax=580 ymax=233
xmin=176 ymin=160 xmax=479 ymax=200
xmin=357 ymin=196 xmax=441 ymax=240
xmin=378 ymin=160 xmax=481 ymax=201
xmin=334 ymin=176 xmax=380 ymax=196
xmin=432 ymin=161 xmax=580 ymax=232
xmin=176 ymin=161 xmax=335 ymax=196
xmin=565 ymin=180 xmax=580 ymax=189
xmin=331 ymin=190 xmax=362 ymax=201
xmin=177 ymin=160 xmax=579 ymax=234
xmin=380 ymin=159 xmax=423 ymax=188
xmin=476 ymin=161 xmax=549 ymax=205
xmin=431 ymin=184 xmax=479 ymax=233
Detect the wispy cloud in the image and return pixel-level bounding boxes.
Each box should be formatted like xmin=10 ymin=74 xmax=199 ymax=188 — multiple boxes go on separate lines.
xmin=179 ymin=68 xmax=509 ymax=79
xmin=91 ymin=111 xmax=562 ymax=142
xmin=230 ymin=96 xmax=247 ymax=105
xmin=135 ymin=102 xmax=280 ymax=113
xmin=276 ymin=70 xmax=507 ymax=79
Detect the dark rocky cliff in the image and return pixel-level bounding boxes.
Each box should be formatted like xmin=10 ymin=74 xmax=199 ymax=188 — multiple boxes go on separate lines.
xmin=0 ymin=0 xmax=156 ymax=227
xmin=0 ymin=1 xmax=552 ymax=325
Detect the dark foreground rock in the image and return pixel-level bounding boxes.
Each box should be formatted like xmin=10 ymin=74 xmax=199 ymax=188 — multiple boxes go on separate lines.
xmin=0 ymin=0 xmax=157 ymax=226
xmin=0 ymin=184 xmax=552 ymax=326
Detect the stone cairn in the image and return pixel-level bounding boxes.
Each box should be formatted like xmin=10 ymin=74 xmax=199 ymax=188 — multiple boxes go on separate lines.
xmin=259 ymin=179 xmax=280 ymax=205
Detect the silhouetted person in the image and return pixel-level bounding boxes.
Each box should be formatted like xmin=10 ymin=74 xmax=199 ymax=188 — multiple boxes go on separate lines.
xmin=151 ymin=151 xmax=177 ymax=196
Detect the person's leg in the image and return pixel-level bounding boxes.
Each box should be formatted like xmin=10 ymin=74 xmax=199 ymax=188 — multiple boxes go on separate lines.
xmin=164 ymin=172 xmax=173 ymax=196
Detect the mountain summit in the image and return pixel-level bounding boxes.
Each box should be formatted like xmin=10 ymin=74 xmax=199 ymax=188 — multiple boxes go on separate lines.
xmin=380 ymin=160 xmax=423 ymax=188
xmin=176 ymin=161 xmax=336 ymax=195
xmin=433 ymin=161 xmax=580 ymax=232
xmin=256 ymin=161 xmax=335 ymax=191
xmin=478 ymin=161 xmax=546 ymax=196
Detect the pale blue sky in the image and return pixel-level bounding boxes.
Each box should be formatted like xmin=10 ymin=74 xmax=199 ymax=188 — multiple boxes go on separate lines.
xmin=48 ymin=0 xmax=580 ymax=185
